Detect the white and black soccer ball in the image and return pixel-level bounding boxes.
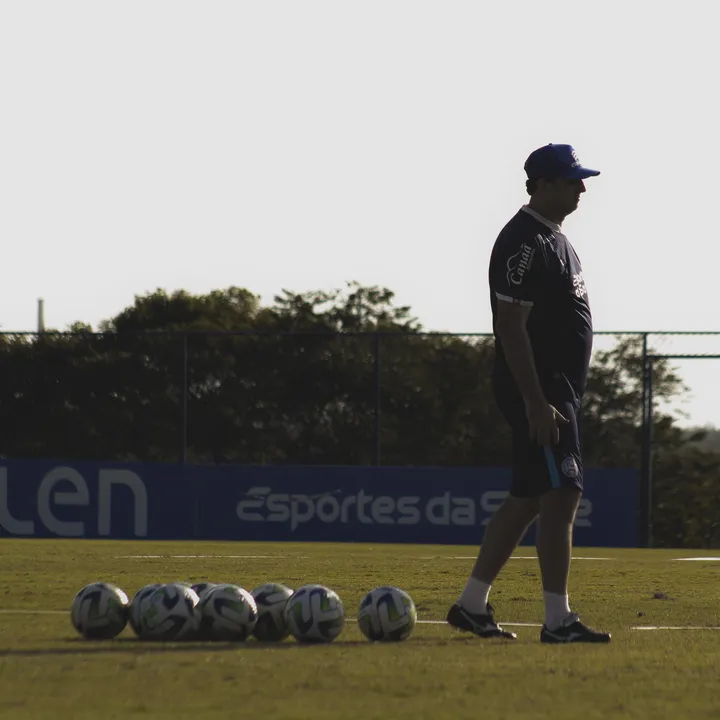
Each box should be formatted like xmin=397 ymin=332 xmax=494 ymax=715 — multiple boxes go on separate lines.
xmin=128 ymin=583 xmax=163 ymax=636
xmin=139 ymin=583 xmax=201 ymax=641
xmin=251 ymin=583 xmax=294 ymax=641
xmin=191 ymin=582 xmax=217 ymax=600
xmin=284 ymin=584 xmax=345 ymax=643
xmin=199 ymin=584 xmax=258 ymax=641
xmin=357 ymin=586 xmax=417 ymax=642
xmin=71 ymin=582 xmax=129 ymax=640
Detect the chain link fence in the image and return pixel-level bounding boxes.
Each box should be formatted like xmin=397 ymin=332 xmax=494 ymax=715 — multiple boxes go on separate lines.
xmin=1 ymin=330 xmax=717 ymax=471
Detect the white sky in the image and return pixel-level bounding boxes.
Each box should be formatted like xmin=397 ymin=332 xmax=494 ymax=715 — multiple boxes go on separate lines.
xmin=1 ymin=1 xmax=719 ymax=427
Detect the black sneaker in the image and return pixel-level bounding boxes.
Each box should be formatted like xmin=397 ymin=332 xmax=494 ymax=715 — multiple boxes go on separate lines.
xmin=540 ymin=613 xmax=611 ymax=644
xmin=446 ymin=602 xmax=517 ymax=639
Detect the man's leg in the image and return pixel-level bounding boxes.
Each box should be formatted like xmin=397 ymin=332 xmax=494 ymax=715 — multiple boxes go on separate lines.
xmin=447 ymin=391 xmax=543 ymax=638
xmin=469 ymin=494 xmax=540 ymax=586
xmin=535 ymin=400 xmax=611 ymax=643
xmin=536 ymin=486 xmax=581 ymax=628
xmin=468 ymin=397 xmax=542 ymax=594
xmin=447 ymin=495 xmax=539 ymax=639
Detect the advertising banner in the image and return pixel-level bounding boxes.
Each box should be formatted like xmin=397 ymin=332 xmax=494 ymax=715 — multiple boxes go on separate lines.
xmin=0 ymin=462 xmax=638 ymax=546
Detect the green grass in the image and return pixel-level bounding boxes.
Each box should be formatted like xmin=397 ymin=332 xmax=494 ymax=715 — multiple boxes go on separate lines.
xmin=1 ymin=541 xmax=719 ymax=719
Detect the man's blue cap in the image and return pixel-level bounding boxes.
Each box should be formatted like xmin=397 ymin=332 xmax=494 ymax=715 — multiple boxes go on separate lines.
xmin=524 ymin=144 xmax=600 ymax=180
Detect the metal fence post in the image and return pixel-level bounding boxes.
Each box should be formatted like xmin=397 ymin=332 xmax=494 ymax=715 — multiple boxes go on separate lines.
xmin=640 ymin=356 xmax=655 ymax=548
xmin=640 ymin=333 xmax=648 ymax=433
xmin=374 ymin=333 xmax=382 ymax=466
xmin=181 ymin=333 xmax=189 ymax=466
xmin=638 ymin=333 xmax=648 ymax=547
xmin=646 ymin=357 xmax=655 ymax=549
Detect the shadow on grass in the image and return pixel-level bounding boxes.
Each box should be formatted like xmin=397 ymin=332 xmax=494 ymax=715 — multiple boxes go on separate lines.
xmin=0 ymin=633 xmax=474 ymax=657
xmin=0 ymin=637 xmax=389 ymax=658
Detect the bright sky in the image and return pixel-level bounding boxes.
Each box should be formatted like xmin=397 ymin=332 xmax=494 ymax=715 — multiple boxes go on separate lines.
xmin=2 ymin=1 xmax=718 ymax=427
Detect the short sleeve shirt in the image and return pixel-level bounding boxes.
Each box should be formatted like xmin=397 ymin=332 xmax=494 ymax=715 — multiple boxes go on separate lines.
xmin=488 ymin=206 xmax=593 ymax=404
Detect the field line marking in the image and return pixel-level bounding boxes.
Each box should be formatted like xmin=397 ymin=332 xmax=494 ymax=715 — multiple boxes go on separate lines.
xmin=416 ymin=556 xmax=613 ymax=561
xmin=417 ymin=620 xmax=542 ymax=627
xmin=2 ymin=610 xmax=718 ymax=631
xmin=113 ymin=555 xmax=308 ymax=559
xmin=119 ymin=555 xmax=720 ymax=562
xmin=632 ymin=626 xmax=720 ymax=630
xmin=419 ymin=619 xmax=720 ymax=631
xmin=672 ymin=557 xmax=720 ymax=561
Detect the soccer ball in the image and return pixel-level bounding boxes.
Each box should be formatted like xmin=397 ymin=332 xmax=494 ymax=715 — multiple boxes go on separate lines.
xmin=357 ymin=586 xmax=417 ymax=642
xmin=191 ymin=582 xmax=217 ymax=600
xmin=251 ymin=583 xmax=294 ymax=641
xmin=139 ymin=583 xmax=201 ymax=641
xmin=128 ymin=583 xmax=162 ymax=636
xmin=71 ymin=582 xmax=129 ymax=640
xmin=284 ymin=584 xmax=345 ymax=643
xmin=199 ymin=584 xmax=258 ymax=641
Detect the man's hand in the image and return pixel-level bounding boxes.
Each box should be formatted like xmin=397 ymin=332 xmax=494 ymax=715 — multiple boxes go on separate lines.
xmin=524 ymin=399 xmax=569 ymax=446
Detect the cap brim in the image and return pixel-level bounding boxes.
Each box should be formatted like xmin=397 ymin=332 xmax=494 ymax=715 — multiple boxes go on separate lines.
xmin=567 ymin=167 xmax=600 ymax=179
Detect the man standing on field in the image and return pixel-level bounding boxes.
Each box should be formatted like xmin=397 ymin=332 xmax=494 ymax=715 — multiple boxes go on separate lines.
xmin=447 ymin=143 xmax=611 ymax=643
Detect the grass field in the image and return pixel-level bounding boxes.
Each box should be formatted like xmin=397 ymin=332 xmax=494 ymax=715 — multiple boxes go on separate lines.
xmin=0 ymin=540 xmax=719 ymax=719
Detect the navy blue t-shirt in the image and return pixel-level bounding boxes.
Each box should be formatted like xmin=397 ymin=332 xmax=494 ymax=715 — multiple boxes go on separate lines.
xmin=488 ymin=206 xmax=593 ymax=405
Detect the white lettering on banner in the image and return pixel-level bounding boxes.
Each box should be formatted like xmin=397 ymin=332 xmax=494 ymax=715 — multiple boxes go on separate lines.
xmin=358 ymin=489 xmax=373 ymax=524
xmin=0 ymin=466 xmax=148 ymax=537
xmin=340 ymin=495 xmax=356 ymax=522
xmin=237 ymin=486 xmax=269 ymax=521
xmin=38 ymin=467 xmax=88 ymax=537
xmin=480 ymin=490 xmax=508 ymax=524
xmin=372 ymin=496 xmax=394 ymax=525
xmin=426 ymin=492 xmax=475 ymax=525
xmin=481 ymin=491 xmax=593 ymax=528
xmin=267 ymin=492 xmax=290 ymax=522
xmin=396 ymin=497 xmax=421 ymax=524
xmin=236 ymin=488 xmax=480 ymax=532
xmin=316 ymin=496 xmax=340 ymax=523
xmin=0 ymin=469 xmax=35 ymax=534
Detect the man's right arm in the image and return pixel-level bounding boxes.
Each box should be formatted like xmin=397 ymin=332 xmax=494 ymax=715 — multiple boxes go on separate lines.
xmin=496 ymin=301 xmax=567 ymax=445
xmin=490 ymin=232 xmax=568 ymax=444
xmin=495 ymin=301 xmax=546 ymax=408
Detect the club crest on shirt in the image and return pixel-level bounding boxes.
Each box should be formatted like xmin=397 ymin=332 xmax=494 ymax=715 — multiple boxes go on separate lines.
xmin=561 ymin=456 xmax=579 ymax=478
xmin=506 ymin=242 xmax=536 ymax=286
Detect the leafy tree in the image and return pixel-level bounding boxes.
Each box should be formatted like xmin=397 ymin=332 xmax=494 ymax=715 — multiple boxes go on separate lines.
xmin=1 ymin=285 xmax=719 ymax=546
xmin=581 ymin=335 xmax=687 ymax=468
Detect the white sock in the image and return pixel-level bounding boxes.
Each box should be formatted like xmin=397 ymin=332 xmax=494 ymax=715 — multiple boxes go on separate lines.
xmin=458 ymin=577 xmax=491 ymax=614
xmin=543 ymin=592 xmax=572 ymax=630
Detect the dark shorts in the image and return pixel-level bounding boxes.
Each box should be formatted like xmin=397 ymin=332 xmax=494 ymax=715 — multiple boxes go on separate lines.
xmin=494 ymin=387 xmax=584 ymax=498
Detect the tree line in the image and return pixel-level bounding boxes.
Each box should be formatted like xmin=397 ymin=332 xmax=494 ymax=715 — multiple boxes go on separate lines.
xmin=0 ymin=282 xmax=717 ymax=547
